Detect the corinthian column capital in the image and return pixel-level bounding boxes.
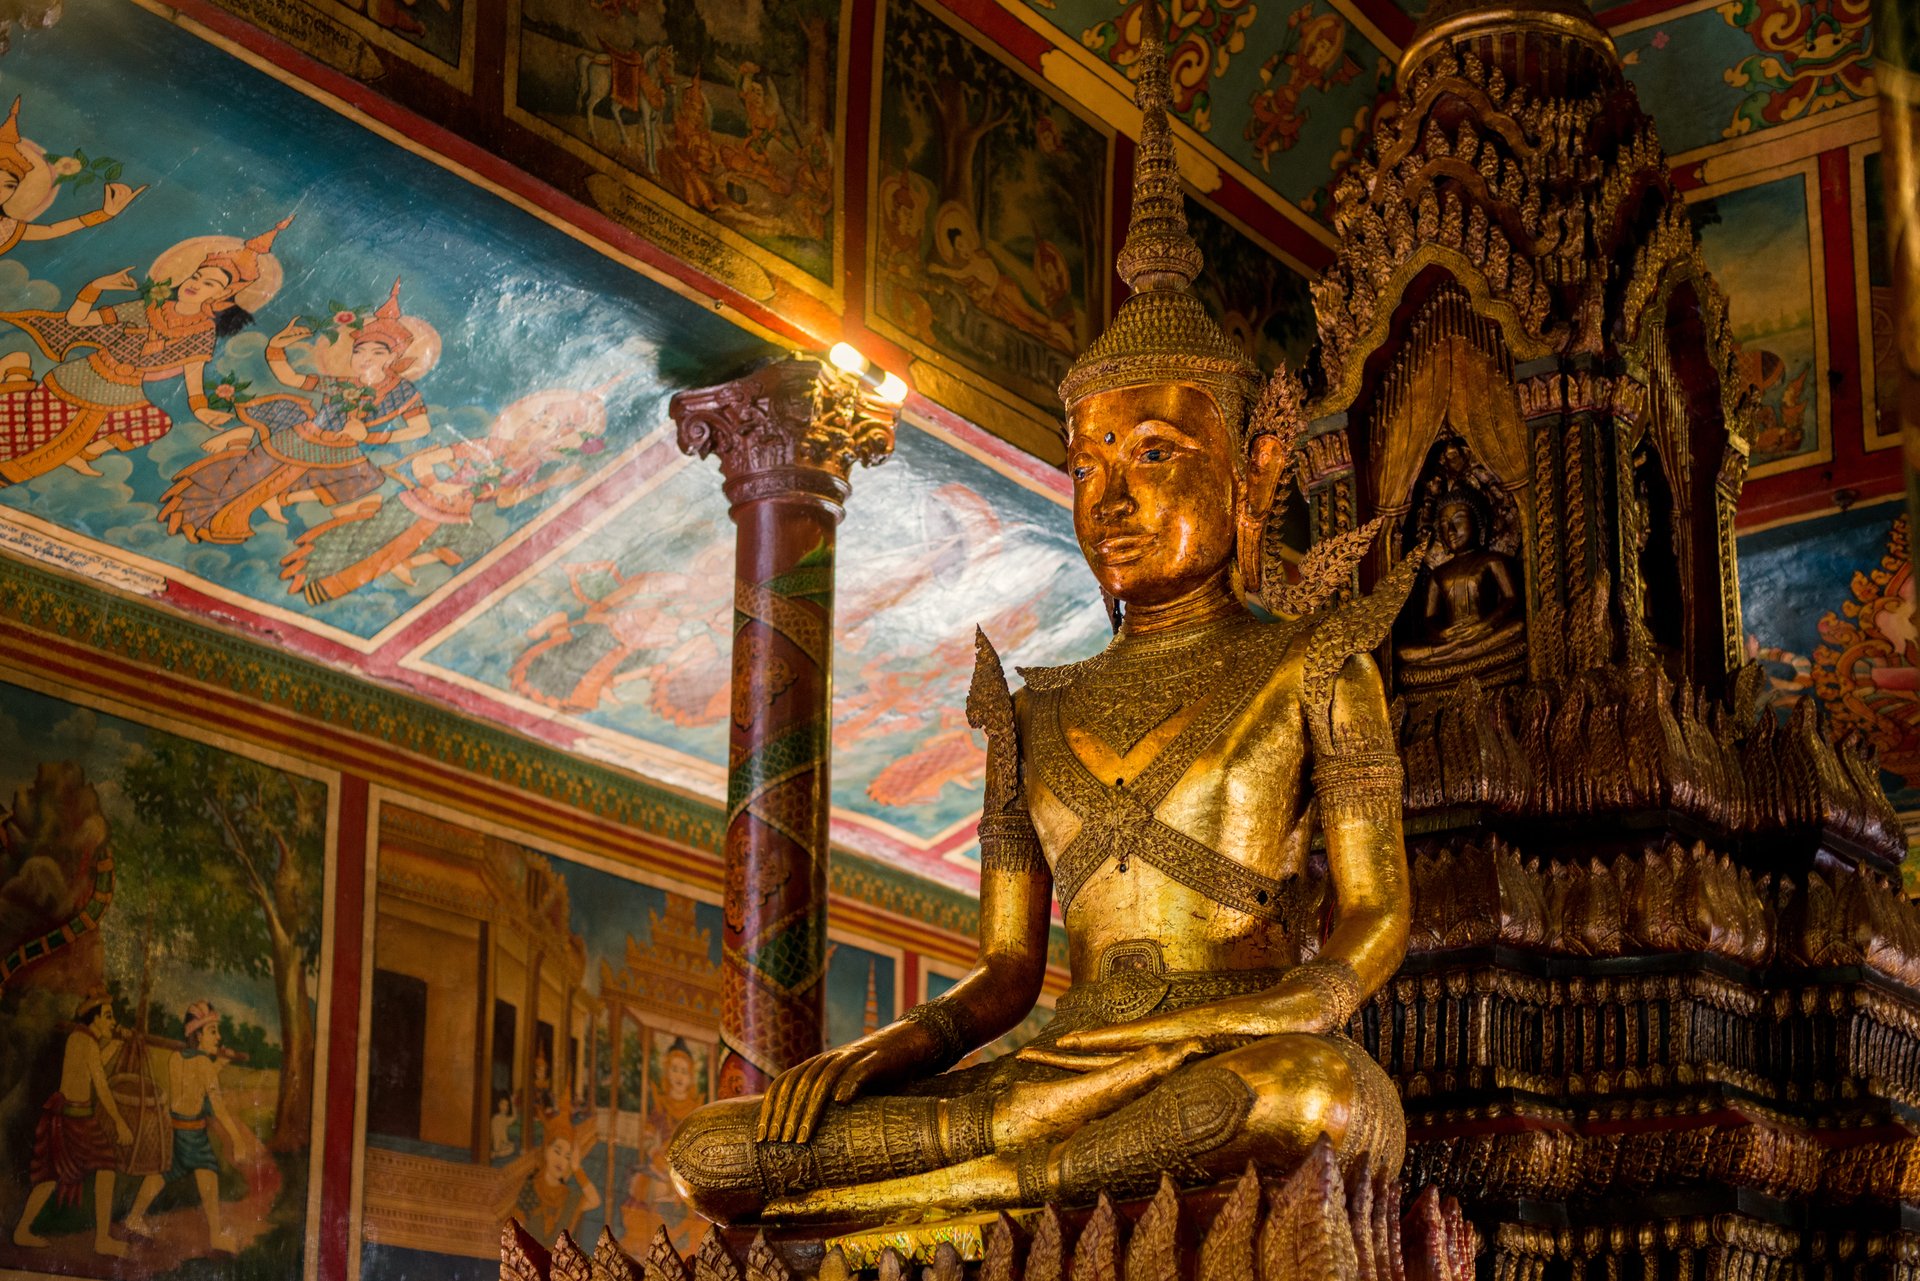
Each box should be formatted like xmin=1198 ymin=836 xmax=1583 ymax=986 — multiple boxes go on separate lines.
xmin=670 ymin=355 xmax=899 ymax=514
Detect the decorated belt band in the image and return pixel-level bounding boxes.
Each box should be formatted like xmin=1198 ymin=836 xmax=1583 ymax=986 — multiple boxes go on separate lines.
xmin=59 ymin=1103 xmax=96 ymax=1119
xmin=170 ymin=1115 xmax=210 ymax=1130
xmin=1053 ymin=966 xmax=1286 ymax=1028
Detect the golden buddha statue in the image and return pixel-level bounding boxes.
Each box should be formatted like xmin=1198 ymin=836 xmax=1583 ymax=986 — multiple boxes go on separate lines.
xmin=667 ymin=15 xmax=1416 ymax=1225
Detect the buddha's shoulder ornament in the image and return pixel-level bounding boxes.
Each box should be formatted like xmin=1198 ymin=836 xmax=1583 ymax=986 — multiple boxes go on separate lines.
xmin=1292 ymin=526 xmax=1426 ymax=754
xmin=969 ymin=628 xmax=1046 ymax=875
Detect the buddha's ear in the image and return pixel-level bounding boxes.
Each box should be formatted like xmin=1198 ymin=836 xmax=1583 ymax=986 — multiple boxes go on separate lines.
xmin=1236 ymin=432 xmax=1286 ymax=593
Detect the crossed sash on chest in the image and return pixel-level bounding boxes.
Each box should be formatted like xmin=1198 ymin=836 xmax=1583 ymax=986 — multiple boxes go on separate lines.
xmin=1028 ymin=624 xmax=1303 ymax=924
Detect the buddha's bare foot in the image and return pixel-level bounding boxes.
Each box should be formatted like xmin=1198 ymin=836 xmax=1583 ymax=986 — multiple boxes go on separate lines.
xmin=992 ymin=1038 xmax=1206 ymax=1149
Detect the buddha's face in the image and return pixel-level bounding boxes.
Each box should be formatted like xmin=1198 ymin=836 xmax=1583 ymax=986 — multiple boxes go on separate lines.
xmin=1067 ymin=382 xmax=1238 ymax=606
xmin=1437 ymin=500 xmax=1477 ymax=554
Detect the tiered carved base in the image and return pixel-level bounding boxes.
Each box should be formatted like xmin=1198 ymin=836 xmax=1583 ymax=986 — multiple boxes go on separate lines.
xmin=500 ymin=1140 xmax=1478 ymax=1281
xmin=1372 ymin=835 xmax=1920 ymax=1278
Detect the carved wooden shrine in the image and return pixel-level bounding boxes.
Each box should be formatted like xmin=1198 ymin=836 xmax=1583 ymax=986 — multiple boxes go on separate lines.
xmin=502 ymin=0 xmax=1919 ymax=1277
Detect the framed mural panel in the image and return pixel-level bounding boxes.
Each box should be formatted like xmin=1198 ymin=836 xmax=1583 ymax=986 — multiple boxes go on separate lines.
xmin=350 ymin=796 xmax=919 ymax=1278
xmin=1685 ymin=161 xmax=1831 ymax=478
xmin=351 ymin=795 xmax=728 ymax=1277
xmin=867 ymin=0 xmax=1114 ymax=451
xmin=1184 ymin=191 xmax=1316 ymax=376
xmin=503 ymin=0 xmax=848 ymax=305
xmin=0 ymin=665 xmax=338 ymax=1281
xmin=204 ymin=0 xmax=478 ymax=91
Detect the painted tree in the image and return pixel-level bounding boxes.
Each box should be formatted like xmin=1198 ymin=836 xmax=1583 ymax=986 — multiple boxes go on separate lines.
xmin=120 ymin=739 xmax=324 ymax=1152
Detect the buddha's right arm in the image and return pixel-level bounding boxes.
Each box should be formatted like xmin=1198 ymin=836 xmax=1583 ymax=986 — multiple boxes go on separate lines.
xmin=901 ymin=829 xmax=1053 ymax=1068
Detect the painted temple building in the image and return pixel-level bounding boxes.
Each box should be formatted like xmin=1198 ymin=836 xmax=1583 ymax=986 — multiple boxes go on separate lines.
xmin=0 ymin=0 xmax=1913 ymax=1278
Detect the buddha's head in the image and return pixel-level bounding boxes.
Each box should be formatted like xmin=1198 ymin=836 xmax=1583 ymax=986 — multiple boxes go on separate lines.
xmin=1435 ymin=494 xmax=1480 ymax=555
xmin=1058 ymin=9 xmax=1289 ymax=609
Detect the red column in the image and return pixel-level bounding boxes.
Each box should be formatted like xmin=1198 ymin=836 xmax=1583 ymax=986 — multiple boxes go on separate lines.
xmin=670 ymin=357 xmax=897 ymax=1095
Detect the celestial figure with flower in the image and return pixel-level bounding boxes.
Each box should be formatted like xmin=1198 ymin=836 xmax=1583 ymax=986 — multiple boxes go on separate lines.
xmin=280 ymin=377 xmax=620 ymax=604
xmin=157 ymin=278 xmax=439 ymax=544
xmin=0 ymin=98 xmax=145 ymax=259
xmin=121 ymin=1001 xmax=263 ymax=1256
xmin=0 ymin=215 xmax=290 ymax=486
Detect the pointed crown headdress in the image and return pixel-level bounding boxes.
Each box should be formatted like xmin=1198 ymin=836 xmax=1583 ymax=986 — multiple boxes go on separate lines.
xmin=198 ymin=214 xmax=293 ymax=291
xmin=0 ymin=99 xmax=31 ymax=180
xmin=1056 ymin=5 xmax=1260 ymax=429
xmin=353 ymin=277 xmax=414 ymax=353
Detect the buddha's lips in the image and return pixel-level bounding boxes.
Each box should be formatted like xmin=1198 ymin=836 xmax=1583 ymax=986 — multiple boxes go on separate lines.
xmin=1093 ymin=534 xmax=1152 ymax=563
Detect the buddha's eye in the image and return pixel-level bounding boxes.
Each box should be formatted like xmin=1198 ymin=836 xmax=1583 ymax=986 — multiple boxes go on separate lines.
xmin=1071 ymin=463 xmax=1093 ymax=481
xmin=1140 ymin=447 xmax=1171 ymax=463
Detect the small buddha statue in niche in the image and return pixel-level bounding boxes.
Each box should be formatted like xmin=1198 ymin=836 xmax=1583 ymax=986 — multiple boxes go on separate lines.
xmin=1398 ymin=489 xmax=1524 ymax=676
xmin=665 ymin=12 xmax=1415 ymax=1226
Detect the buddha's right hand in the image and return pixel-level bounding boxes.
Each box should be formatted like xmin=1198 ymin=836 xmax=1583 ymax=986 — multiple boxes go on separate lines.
xmin=755 ymin=1017 xmax=943 ymax=1145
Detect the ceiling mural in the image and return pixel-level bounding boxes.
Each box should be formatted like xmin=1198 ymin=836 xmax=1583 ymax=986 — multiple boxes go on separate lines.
xmin=1020 ymin=0 xmax=1394 ymax=209
xmin=0 ymin=0 xmax=1116 ymax=891
xmin=411 ymin=421 xmax=1112 ymax=865
xmin=0 ymin=0 xmax=769 ymax=650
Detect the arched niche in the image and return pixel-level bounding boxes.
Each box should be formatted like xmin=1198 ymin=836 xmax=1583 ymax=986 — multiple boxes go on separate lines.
xmin=1392 ymin=434 xmax=1528 ymax=690
xmin=1356 ymin=279 xmax=1532 ymax=692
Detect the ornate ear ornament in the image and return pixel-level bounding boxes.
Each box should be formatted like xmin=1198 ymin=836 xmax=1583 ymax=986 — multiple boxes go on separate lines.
xmin=1238 ymin=365 xmax=1309 ymax=600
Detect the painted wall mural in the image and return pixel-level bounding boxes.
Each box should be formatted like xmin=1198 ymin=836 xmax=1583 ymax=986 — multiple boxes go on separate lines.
xmin=871 ymin=0 xmax=1110 ymax=423
xmin=509 ymin=0 xmax=843 ymax=291
xmin=0 ymin=676 xmax=331 ymax=1281
xmin=358 ymin=803 xmax=899 ymax=1279
xmin=1185 ymin=195 xmax=1315 ymax=375
xmin=1688 ymin=168 xmax=1828 ymax=473
xmin=1741 ymin=503 xmax=1920 ymax=815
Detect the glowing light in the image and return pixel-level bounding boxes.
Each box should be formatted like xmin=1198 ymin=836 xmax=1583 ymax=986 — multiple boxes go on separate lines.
xmin=828 ymin=342 xmax=869 ymax=375
xmin=875 ymin=371 xmax=909 ymax=404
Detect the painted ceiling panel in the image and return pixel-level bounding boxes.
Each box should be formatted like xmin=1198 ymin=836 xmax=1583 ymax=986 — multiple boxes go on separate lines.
xmin=411 ymin=421 xmax=1109 ymax=863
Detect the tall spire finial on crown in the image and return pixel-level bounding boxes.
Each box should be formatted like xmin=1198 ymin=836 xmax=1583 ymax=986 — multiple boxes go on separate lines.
xmin=1114 ymin=3 xmax=1204 ymax=296
xmin=1056 ymin=1 xmax=1259 ymax=423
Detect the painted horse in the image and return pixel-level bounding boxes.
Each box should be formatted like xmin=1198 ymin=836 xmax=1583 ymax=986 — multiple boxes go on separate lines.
xmin=576 ymin=43 xmax=671 ymax=173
